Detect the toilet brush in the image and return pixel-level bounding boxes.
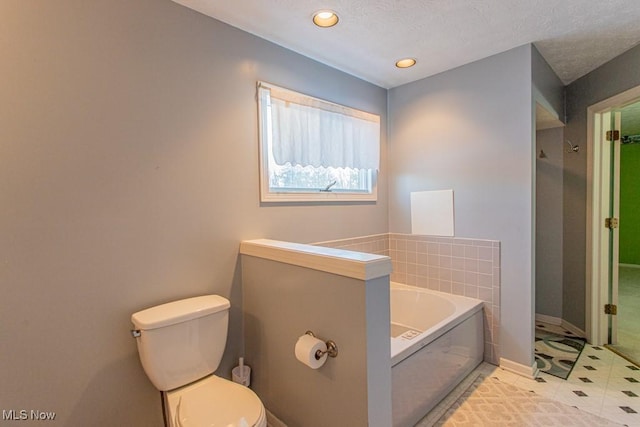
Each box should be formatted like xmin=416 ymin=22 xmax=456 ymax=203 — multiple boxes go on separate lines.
xmin=232 ymin=357 xmax=250 ymax=387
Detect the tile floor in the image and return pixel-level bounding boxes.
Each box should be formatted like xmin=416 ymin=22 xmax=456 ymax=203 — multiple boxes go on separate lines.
xmin=421 ymin=372 xmax=624 ymax=426
xmin=474 ymin=340 xmax=640 ymax=426
xmin=610 ymin=265 xmax=640 ymax=365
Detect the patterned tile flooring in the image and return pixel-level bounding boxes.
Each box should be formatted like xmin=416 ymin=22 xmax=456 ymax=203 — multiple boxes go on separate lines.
xmin=425 ymin=373 xmax=624 ymax=426
xmin=609 ymin=266 xmax=640 ymax=366
xmin=474 ymin=342 xmax=640 ymax=426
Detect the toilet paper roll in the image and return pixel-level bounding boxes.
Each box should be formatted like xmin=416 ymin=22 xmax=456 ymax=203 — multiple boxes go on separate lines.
xmin=295 ymin=334 xmax=328 ymax=369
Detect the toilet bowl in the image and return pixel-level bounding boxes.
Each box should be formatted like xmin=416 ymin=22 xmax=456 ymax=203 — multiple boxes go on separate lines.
xmin=166 ymin=375 xmax=266 ymax=427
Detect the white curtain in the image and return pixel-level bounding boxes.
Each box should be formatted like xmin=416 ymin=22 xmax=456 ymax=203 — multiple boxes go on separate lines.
xmin=260 ymin=83 xmax=380 ymax=170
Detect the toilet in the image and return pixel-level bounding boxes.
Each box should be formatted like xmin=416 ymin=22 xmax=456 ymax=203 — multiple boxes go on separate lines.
xmin=131 ymin=295 xmax=266 ymax=427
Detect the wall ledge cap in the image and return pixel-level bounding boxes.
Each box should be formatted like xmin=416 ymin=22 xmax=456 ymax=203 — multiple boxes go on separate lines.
xmin=240 ymin=239 xmax=391 ymax=281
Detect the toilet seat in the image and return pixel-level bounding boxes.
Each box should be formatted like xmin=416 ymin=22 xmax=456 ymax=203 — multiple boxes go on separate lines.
xmin=166 ymin=375 xmax=266 ymax=427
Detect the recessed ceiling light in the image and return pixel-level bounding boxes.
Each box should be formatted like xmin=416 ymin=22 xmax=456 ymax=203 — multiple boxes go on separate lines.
xmin=395 ymin=58 xmax=417 ymax=68
xmin=313 ymin=10 xmax=339 ymax=28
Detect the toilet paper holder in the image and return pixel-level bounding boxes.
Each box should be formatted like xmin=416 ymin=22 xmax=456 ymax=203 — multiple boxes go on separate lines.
xmin=305 ymin=331 xmax=338 ymax=360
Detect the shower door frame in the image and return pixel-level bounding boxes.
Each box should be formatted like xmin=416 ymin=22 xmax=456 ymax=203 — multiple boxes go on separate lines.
xmin=586 ymin=84 xmax=640 ymax=345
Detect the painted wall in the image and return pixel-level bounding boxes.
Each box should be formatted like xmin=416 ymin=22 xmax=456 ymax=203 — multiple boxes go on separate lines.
xmin=242 ymin=255 xmax=391 ymax=427
xmin=388 ymin=45 xmax=535 ymax=369
xmin=620 ymin=143 xmax=640 ymax=265
xmin=564 ymin=43 xmax=640 ymax=329
xmin=535 ymin=128 xmax=564 ymax=318
xmin=0 ymin=1 xmax=388 ymax=425
xmin=531 ymin=45 xmax=565 ymax=320
xmin=531 ymin=46 xmax=564 ymax=120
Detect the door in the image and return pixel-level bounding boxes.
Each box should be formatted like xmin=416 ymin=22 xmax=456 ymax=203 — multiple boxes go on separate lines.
xmin=606 ymin=103 xmax=640 ymax=365
xmin=604 ymin=111 xmax=621 ymax=345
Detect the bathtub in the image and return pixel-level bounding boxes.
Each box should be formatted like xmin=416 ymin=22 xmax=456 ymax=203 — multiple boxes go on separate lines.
xmin=390 ymin=282 xmax=484 ymax=427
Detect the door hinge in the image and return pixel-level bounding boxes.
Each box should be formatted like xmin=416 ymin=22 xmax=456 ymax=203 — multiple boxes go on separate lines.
xmin=604 ymin=304 xmax=618 ymax=315
xmin=606 ymin=130 xmax=620 ymax=141
xmin=605 ymin=217 xmax=619 ymax=229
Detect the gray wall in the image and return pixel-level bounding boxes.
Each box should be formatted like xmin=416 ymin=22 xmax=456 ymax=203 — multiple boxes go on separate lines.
xmin=535 ymin=127 xmax=564 ymax=318
xmin=388 ymin=45 xmax=536 ymax=368
xmin=531 ymin=46 xmax=564 ymax=318
xmin=242 ymin=256 xmax=391 ymax=427
xmin=532 ymin=46 xmax=565 ymax=120
xmin=0 ymin=1 xmax=388 ymax=425
xmin=563 ymin=43 xmax=640 ymax=329
xmin=531 ymin=46 xmax=565 ymax=320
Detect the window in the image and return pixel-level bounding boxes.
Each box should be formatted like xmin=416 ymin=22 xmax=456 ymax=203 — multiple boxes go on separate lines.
xmin=257 ymin=82 xmax=380 ymax=202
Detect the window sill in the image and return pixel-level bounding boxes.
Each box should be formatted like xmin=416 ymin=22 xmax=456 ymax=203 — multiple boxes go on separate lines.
xmin=260 ymin=190 xmax=377 ymax=203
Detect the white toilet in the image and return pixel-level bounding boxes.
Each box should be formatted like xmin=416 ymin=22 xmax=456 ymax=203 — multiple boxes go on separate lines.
xmin=131 ymin=295 xmax=266 ymax=427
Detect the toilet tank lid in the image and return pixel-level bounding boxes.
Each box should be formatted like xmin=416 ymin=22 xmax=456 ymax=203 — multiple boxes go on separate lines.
xmin=131 ymin=295 xmax=230 ymax=330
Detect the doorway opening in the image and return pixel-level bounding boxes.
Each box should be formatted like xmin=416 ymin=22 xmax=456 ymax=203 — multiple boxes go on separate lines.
xmin=586 ymin=85 xmax=640 ymax=366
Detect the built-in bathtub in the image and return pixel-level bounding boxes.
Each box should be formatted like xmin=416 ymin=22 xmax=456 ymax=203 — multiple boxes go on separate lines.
xmin=390 ymin=282 xmax=484 ymax=427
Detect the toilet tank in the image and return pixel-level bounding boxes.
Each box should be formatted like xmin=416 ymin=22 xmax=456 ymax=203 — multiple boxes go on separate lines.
xmin=131 ymin=295 xmax=230 ymax=391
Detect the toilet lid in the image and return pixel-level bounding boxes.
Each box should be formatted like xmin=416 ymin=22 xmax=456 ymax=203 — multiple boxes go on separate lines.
xmin=167 ymin=375 xmax=265 ymax=427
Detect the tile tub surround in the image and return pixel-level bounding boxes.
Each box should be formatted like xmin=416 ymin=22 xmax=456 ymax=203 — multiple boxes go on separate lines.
xmin=315 ymin=233 xmax=390 ymax=256
xmin=315 ymin=233 xmax=501 ymax=365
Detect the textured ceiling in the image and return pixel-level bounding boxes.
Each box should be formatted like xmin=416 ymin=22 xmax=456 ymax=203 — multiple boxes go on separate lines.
xmin=173 ymin=0 xmax=640 ymax=89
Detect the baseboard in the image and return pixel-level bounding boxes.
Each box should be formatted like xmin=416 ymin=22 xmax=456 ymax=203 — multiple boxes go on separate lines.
xmin=266 ymin=409 xmax=287 ymax=427
xmin=560 ymin=319 xmax=585 ymax=338
xmin=620 ymin=263 xmax=640 ymax=269
xmin=535 ymin=314 xmax=586 ymax=338
xmin=499 ymin=357 xmax=539 ymax=379
xmin=535 ymin=313 xmax=561 ymax=325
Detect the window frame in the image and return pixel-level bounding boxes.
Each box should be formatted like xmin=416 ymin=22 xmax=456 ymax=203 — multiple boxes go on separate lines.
xmin=257 ymin=81 xmax=379 ymax=203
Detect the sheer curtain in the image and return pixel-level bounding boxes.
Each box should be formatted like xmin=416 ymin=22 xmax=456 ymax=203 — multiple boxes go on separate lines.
xmin=259 ymin=82 xmax=380 ymax=170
